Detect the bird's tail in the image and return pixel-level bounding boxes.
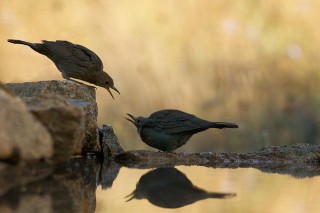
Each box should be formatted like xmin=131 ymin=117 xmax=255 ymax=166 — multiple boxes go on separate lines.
xmin=7 ymin=39 xmax=34 ymax=47
xmin=208 ymin=122 xmax=238 ymax=129
xmin=208 ymin=192 xmax=236 ymax=199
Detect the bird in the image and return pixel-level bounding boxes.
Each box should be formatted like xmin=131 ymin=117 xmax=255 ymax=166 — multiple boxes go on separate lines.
xmin=7 ymin=39 xmax=119 ymax=99
xmin=125 ymin=167 xmax=236 ymax=208
xmin=126 ymin=109 xmax=238 ymax=151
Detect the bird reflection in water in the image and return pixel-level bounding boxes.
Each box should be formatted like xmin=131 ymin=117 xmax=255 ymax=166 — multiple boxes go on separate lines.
xmin=125 ymin=167 xmax=236 ymax=209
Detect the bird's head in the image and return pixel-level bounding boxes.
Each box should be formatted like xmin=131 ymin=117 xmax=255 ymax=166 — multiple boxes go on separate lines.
xmin=97 ymin=72 xmax=120 ymax=99
xmin=126 ymin=113 xmax=147 ymax=129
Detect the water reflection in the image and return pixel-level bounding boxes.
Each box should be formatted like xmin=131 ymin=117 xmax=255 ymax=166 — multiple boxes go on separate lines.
xmin=0 ymin=157 xmax=100 ymax=213
xmin=126 ymin=167 xmax=236 ymax=208
xmin=255 ymin=163 xmax=320 ymax=178
xmin=1 ymin=156 xmax=320 ymax=213
xmin=99 ymin=159 xmax=121 ymax=189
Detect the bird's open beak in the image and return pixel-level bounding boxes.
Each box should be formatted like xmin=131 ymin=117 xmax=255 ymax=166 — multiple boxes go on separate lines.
xmin=106 ymin=86 xmax=120 ymax=99
xmin=106 ymin=88 xmax=114 ymax=99
xmin=125 ymin=113 xmax=137 ymax=126
xmin=124 ymin=191 xmax=136 ymax=202
xmin=111 ymin=86 xmax=120 ymax=95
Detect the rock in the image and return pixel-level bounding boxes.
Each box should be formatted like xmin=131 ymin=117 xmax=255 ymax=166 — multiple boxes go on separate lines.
xmin=99 ymin=125 xmax=124 ymax=158
xmin=114 ymin=143 xmax=320 ymax=169
xmin=6 ymin=80 xmax=99 ymax=153
xmin=0 ymin=161 xmax=52 ymax=197
xmin=0 ymin=84 xmax=53 ymax=162
xmin=24 ymin=94 xmax=85 ymax=163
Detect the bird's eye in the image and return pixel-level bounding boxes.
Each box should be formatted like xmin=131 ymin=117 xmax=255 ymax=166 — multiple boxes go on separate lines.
xmin=105 ymin=81 xmax=109 ymax=85
xmin=137 ymin=120 xmax=140 ymax=123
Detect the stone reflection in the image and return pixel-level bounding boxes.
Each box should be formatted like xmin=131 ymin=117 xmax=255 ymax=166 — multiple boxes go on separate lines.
xmin=99 ymin=159 xmax=121 ymax=189
xmin=126 ymin=167 xmax=236 ymax=209
xmin=0 ymin=157 xmax=100 ymax=213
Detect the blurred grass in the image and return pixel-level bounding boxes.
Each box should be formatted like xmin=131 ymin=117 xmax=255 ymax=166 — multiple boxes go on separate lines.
xmin=1 ymin=0 xmax=320 ymax=152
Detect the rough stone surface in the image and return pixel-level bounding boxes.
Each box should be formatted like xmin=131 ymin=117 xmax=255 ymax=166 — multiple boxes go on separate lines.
xmin=114 ymin=143 xmax=320 ymax=168
xmin=6 ymin=80 xmax=99 ymax=153
xmin=99 ymin=125 xmax=124 ymax=158
xmin=24 ymin=94 xmax=85 ymax=163
xmin=0 ymin=84 xmax=53 ymax=161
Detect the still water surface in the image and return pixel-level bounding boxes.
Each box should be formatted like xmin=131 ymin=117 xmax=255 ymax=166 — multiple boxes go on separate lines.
xmin=96 ymin=166 xmax=320 ymax=213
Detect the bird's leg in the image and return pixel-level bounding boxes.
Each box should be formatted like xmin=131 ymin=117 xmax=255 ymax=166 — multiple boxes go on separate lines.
xmin=159 ymin=150 xmax=176 ymax=154
xmin=61 ymin=73 xmax=70 ymax=80
xmin=61 ymin=74 xmax=78 ymax=85
xmin=77 ymin=81 xmax=97 ymax=90
xmin=71 ymin=79 xmax=97 ymax=90
xmin=61 ymin=74 xmax=80 ymax=85
xmin=62 ymin=75 xmax=97 ymax=90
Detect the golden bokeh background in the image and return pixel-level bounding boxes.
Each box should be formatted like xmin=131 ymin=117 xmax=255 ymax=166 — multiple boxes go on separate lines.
xmin=1 ymin=0 xmax=320 ymax=152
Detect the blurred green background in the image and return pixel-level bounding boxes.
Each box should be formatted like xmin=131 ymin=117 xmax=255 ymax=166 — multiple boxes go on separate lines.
xmin=1 ymin=0 xmax=320 ymax=153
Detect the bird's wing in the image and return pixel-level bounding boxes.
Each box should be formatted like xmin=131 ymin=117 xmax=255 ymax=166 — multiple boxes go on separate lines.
xmin=148 ymin=110 xmax=210 ymax=134
xmin=42 ymin=40 xmax=103 ymax=71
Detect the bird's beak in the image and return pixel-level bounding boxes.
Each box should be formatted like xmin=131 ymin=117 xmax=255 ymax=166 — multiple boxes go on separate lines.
xmin=124 ymin=191 xmax=135 ymax=202
xmin=125 ymin=113 xmax=137 ymax=126
xmin=106 ymin=88 xmax=115 ymax=99
xmin=111 ymin=86 xmax=120 ymax=95
xmin=106 ymin=86 xmax=120 ymax=99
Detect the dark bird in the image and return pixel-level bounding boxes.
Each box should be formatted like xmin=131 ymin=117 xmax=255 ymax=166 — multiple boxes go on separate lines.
xmin=126 ymin=109 xmax=238 ymax=151
xmin=125 ymin=167 xmax=236 ymax=208
xmin=7 ymin=39 xmax=119 ymax=98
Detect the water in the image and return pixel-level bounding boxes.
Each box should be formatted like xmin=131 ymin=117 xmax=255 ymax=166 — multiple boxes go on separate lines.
xmin=96 ymin=166 xmax=320 ymax=213
xmin=1 ymin=157 xmax=319 ymax=213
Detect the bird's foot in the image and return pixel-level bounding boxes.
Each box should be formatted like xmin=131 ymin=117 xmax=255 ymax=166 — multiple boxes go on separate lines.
xmin=84 ymin=84 xmax=97 ymax=90
xmin=160 ymin=150 xmax=176 ymax=154
xmin=65 ymin=79 xmax=97 ymax=90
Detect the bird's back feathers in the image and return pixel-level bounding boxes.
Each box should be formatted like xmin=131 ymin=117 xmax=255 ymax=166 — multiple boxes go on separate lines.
xmin=145 ymin=109 xmax=238 ymax=135
xmin=42 ymin=40 xmax=104 ymax=71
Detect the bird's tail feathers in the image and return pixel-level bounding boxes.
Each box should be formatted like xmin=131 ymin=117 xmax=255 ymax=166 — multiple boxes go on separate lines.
xmin=208 ymin=192 xmax=236 ymax=199
xmin=208 ymin=122 xmax=238 ymax=129
xmin=7 ymin=39 xmax=34 ymax=47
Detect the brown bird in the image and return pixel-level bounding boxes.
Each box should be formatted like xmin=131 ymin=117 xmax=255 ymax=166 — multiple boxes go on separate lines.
xmin=7 ymin=39 xmax=119 ymax=98
xmin=126 ymin=109 xmax=238 ymax=151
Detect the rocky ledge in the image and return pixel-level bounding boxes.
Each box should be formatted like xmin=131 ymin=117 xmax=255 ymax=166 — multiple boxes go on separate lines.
xmin=6 ymin=80 xmax=99 ymax=154
xmin=2 ymin=80 xmax=320 ymax=167
xmin=113 ymin=144 xmax=320 ymax=168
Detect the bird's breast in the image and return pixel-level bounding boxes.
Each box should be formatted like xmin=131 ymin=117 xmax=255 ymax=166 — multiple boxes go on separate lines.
xmin=138 ymin=127 xmax=192 ymax=151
